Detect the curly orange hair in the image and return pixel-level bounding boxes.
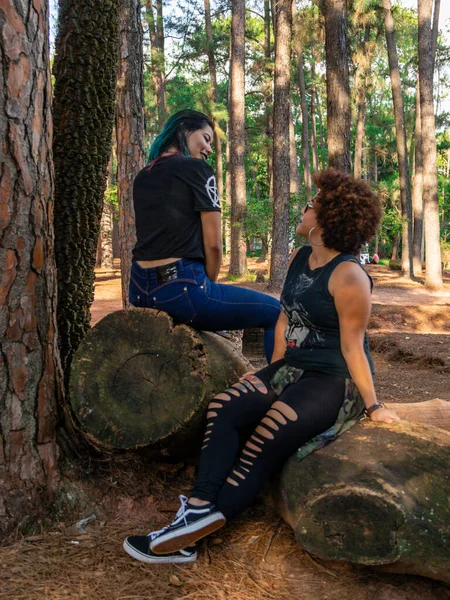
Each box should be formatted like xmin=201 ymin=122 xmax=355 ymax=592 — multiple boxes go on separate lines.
xmin=313 ymin=168 xmax=382 ymax=255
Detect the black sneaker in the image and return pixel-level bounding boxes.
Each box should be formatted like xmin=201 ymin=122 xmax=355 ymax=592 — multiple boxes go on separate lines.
xmin=150 ymin=494 xmax=226 ymax=555
xmin=123 ymin=533 xmax=197 ymax=564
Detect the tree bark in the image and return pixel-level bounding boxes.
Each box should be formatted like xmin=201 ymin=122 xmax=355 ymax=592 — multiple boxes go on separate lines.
xmin=53 ymin=0 xmax=119 ymax=379
xmin=146 ymin=0 xmax=167 ymax=128
xmin=269 ymin=0 xmax=292 ymax=291
xmin=116 ymin=0 xmax=146 ymax=308
xmin=229 ymin=0 xmax=247 ymax=276
xmin=322 ymin=0 xmax=351 ymax=173
xmin=292 ymin=0 xmax=312 ymax=200
xmin=382 ymin=0 xmax=413 ymax=278
xmin=278 ymin=419 xmax=450 ymax=584
xmin=204 ymin=0 xmax=224 ymax=217
xmin=419 ymin=0 xmax=442 ymax=290
xmin=70 ymin=310 xmax=247 ymax=454
xmin=0 ymin=0 xmax=62 ymax=540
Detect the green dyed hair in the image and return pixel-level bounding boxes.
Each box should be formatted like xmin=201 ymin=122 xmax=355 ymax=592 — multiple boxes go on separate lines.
xmin=148 ymin=109 xmax=213 ymax=161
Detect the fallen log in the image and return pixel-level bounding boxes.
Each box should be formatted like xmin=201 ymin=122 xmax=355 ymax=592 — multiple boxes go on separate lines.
xmin=278 ymin=419 xmax=450 ymax=584
xmin=69 ymin=309 xmax=248 ymax=454
xmin=70 ymin=311 xmax=450 ymax=583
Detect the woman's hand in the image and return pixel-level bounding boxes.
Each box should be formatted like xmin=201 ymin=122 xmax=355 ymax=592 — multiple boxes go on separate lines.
xmin=369 ymin=407 xmax=401 ymax=424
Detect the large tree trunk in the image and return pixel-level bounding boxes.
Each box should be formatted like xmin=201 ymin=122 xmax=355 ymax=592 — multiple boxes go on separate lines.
xmin=69 ymin=310 xmax=247 ymax=454
xmin=0 ymin=0 xmax=62 ymax=541
xmin=53 ymin=0 xmax=119 ymax=379
xmin=322 ymin=0 xmax=351 ymax=173
xmin=116 ymin=0 xmax=146 ymax=308
xmin=382 ymin=0 xmax=413 ymax=279
xmin=419 ymin=0 xmax=442 ymax=290
xmin=229 ymin=0 xmax=247 ymax=276
xmin=269 ymin=0 xmax=292 ymax=291
xmin=146 ymin=0 xmax=167 ymax=129
xmin=204 ymin=0 xmax=224 ymax=211
xmin=278 ymin=419 xmax=450 ymax=584
xmin=292 ymin=0 xmax=312 ymax=201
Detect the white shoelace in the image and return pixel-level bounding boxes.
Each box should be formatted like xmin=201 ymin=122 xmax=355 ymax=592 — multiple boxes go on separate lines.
xmin=148 ymin=494 xmax=189 ymax=541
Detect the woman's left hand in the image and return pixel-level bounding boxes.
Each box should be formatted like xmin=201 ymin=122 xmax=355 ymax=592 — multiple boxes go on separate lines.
xmin=369 ymin=407 xmax=401 ymax=424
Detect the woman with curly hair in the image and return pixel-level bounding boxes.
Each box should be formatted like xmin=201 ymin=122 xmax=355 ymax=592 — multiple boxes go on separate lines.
xmin=123 ymin=168 xmax=400 ymax=565
xmin=129 ymin=109 xmax=280 ymax=363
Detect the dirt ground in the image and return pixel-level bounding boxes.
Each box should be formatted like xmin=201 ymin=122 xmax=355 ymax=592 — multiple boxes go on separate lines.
xmin=1 ymin=259 xmax=450 ymax=600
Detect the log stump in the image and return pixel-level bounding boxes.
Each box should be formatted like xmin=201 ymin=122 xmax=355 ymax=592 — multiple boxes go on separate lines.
xmin=69 ymin=309 xmax=248 ymax=454
xmin=278 ymin=419 xmax=450 ymax=584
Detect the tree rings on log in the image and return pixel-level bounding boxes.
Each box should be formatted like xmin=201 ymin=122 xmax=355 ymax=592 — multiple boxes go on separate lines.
xmin=69 ymin=309 xmax=248 ymax=454
xmin=278 ymin=420 xmax=450 ymax=584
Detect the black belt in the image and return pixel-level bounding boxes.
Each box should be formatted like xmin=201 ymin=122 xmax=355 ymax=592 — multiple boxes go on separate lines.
xmin=155 ymin=260 xmax=183 ymax=283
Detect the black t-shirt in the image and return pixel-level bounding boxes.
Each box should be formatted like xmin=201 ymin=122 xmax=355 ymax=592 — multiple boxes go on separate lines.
xmin=281 ymin=246 xmax=374 ymax=378
xmin=132 ymin=155 xmax=221 ymax=261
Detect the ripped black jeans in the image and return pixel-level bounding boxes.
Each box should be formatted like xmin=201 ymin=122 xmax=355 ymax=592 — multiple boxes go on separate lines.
xmin=190 ymin=359 xmax=346 ymax=521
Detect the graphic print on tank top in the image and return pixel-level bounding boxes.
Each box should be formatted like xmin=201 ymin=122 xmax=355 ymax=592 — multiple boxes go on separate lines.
xmin=282 ymin=273 xmax=325 ymax=349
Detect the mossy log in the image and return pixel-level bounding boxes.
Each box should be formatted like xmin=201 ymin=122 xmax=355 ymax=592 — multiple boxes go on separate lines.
xmin=278 ymin=419 xmax=450 ymax=584
xmin=69 ymin=309 xmax=248 ymax=455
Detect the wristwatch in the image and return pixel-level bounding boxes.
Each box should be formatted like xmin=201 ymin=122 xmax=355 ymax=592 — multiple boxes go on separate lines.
xmin=365 ymin=401 xmax=385 ymax=417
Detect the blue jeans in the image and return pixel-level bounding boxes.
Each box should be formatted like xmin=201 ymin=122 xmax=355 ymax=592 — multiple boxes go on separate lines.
xmin=129 ymin=259 xmax=281 ymax=362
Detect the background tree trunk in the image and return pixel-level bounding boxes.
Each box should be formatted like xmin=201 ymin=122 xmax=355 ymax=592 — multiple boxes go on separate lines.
xmin=264 ymin=0 xmax=274 ymax=199
xmin=0 ymin=0 xmax=62 ymax=541
xmin=289 ymin=107 xmax=301 ymax=197
xmin=229 ymin=0 xmax=247 ymax=276
xmin=310 ymin=59 xmax=320 ymax=172
xmin=412 ymin=83 xmax=424 ymax=276
xmin=116 ymin=0 xmax=146 ymax=308
xmin=146 ymin=0 xmax=167 ymax=128
xmin=419 ymin=0 xmax=442 ymax=290
xmin=292 ymin=0 xmax=312 ymax=200
xmin=382 ymin=0 xmax=413 ymax=278
xmin=269 ymin=0 xmax=292 ymax=291
xmin=53 ymin=0 xmax=119 ymax=379
xmin=96 ymin=155 xmax=115 ymax=269
xmin=322 ymin=0 xmax=351 ymax=173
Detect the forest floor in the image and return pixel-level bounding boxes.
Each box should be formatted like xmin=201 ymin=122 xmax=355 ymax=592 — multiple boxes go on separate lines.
xmin=1 ymin=259 xmax=450 ymax=600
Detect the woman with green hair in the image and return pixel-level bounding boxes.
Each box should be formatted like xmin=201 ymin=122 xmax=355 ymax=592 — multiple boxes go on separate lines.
xmin=129 ymin=109 xmax=280 ymax=362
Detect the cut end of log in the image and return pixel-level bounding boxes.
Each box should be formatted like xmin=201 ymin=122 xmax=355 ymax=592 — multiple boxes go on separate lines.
xmin=69 ymin=309 xmax=247 ymax=451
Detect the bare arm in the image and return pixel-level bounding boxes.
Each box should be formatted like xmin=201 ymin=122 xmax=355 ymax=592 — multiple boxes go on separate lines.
xmin=330 ymin=262 xmax=400 ymax=424
xmin=200 ymin=211 xmax=223 ymax=282
xmin=270 ymin=248 xmax=300 ymax=363
xmin=271 ymin=310 xmax=288 ymax=363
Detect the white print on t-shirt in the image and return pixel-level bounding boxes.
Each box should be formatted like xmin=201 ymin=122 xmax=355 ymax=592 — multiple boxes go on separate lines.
xmin=282 ymin=273 xmax=325 ymax=348
xmin=205 ymin=175 xmax=220 ymax=208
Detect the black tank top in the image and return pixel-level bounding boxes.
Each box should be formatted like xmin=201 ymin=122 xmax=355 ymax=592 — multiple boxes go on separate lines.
xmin=281 ymin=246 xmax=374 ymax=378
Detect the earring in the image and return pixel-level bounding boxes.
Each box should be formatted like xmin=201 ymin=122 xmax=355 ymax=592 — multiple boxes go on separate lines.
xmin=308 ymin=227 xmax=324 ymax=247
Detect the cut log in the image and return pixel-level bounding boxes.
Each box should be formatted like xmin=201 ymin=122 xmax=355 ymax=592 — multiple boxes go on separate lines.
xmin=278 ymin=419 xmax=450 ymax=584
xmin=69 ymin=309 xmax=248 ymax=454
xmin=386 ymin=399 xmax=450 ymax=432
